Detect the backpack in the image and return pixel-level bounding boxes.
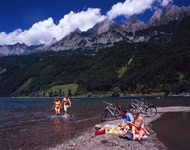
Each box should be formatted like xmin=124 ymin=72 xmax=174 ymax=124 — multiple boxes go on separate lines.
xmin=119 ymin=131 xmax=133 ymax=140
xmin=117 ymin=104 xmax=122 ymax=110
xmin=95 ymin=129 xmax=106 ymax=135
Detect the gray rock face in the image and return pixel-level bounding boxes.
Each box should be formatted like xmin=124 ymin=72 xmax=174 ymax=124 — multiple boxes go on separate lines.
xmin=122 ymin=15 xmax=146 ymax=32
xmin=147 ymin=3 xmax=190 ymax=27
xmin=43 ymin=20 xmax=126 ymax=51
xmin=87 ymin=19 xmax=118 ymax=35
xmin=147 ymin=9 xmax=163 ymax=26
xmin=39 ymin=3 xmax=190 ymax=52
xmin=0 ymin=43 xmax=40 ymax=56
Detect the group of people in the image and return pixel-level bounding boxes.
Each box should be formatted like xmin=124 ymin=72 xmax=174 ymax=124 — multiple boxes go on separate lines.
xmin=118 ymin=109 xmax=150 ymax=142
xmin=53 ymin=96 xmax=149 ymax=142
xmin=52 ymin=95 xmax=71 ymax=116
xmin=97 ymin=108 xmax=150 ymax=143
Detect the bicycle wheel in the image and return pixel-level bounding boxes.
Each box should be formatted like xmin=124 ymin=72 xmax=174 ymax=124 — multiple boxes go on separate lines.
xmin=146 ymin=106 xmax=157 ymax=117
xmin=101 ymin=109 xmax=108 ymax=122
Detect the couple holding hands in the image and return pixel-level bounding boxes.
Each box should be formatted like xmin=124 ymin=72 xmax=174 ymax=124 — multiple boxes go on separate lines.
xmin=52 ymin=95 xmax=71 ymax=116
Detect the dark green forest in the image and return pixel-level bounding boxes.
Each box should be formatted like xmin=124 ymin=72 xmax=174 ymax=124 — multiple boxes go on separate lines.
xmin=0 ymin=16 xmax=190 ymax=97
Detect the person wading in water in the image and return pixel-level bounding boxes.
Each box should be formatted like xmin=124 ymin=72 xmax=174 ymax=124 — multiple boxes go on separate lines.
xmin=62 ymin=95 xmax=71 ymax=115
xmin=52 ymin=96 xmax=62 ymax=116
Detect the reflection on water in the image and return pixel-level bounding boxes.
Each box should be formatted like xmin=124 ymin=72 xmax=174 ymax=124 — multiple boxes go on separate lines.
xmin=52 ymin=117 xmax=62 ymax=135
xmin=0 ymin=97 xmax=190 ymax=149
xmin=151 ymin=112 xmax=190 ymax=150
xmin=51 ymin=116 xmax=73 ymax=138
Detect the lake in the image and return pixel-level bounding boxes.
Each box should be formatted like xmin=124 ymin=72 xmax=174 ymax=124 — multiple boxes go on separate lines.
xmin=0 ymin=96 xmax=190 ymax=149
xmin=152 ymin=112 xmax=190 ymax=150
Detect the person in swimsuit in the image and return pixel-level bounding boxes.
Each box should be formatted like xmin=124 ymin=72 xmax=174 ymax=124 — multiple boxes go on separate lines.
xmin=52 ymin=96 xmax=62 ymax=116
xmin=128 ymin=109 xmax=150 ymax=142
xmin=62 ymin=95 xmax=71 ymax=115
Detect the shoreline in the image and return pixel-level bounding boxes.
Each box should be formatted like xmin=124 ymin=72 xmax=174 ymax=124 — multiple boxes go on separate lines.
xmin=47 ymin=106 xmax=190 ymax=150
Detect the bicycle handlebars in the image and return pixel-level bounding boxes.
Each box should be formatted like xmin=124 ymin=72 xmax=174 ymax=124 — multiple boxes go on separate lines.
xmin=103 ymin=101 xmax=114 ymax=106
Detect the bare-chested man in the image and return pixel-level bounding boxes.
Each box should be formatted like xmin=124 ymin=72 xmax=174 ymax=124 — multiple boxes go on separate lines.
xmin=62 ymin=95 xmax=71 ymax=115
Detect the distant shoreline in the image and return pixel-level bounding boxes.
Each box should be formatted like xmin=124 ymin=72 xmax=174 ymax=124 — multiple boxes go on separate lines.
xmin=1 ymin=95 xmax=189 ymax=99
xmin=47 ymin=106 xmax=190 ymax=150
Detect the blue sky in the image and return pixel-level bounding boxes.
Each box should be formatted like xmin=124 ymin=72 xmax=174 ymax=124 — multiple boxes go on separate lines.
xmin=0 ymin=0 xmax=189 ymax=46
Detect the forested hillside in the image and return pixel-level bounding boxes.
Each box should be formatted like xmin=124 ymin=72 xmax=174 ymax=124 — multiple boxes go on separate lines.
xmin=0 ymin=16 xmax=190 ymax=97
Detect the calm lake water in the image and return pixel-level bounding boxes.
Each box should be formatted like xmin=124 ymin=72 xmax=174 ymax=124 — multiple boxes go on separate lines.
xmin=152 ymin=112 xmax=190 ymax=150
xmin=0 ymin=96 xmax=190 ymax=150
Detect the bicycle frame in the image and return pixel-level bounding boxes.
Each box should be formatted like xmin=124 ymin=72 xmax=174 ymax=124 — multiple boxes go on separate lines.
xmin=104 ymin=101 xmax=121 ymax=116
xmin=130 ymin=99 xmax=140 ymax=109
xmin=106 ymin=105 xmax=120 ymax=116
xmin=130 ymin=99 xmax=157 ymax=117
xmin=140 ymin=103 xmax=149 ymax=114
xmin=131 ymin=99 xmax=147 ymax=113
xmin=101 ymin=101 xmax=122 ymax=122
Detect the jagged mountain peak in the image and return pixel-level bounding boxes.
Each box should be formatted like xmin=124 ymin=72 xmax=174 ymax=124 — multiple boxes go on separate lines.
xmin=95 ymin=19 xmax=116 ymax=27
xmin=162 ymin=2 xmax=179 ymax=15
xmin=0 ymin=42 xmax=40 ymax=56
xmin=1 ymin=3 xmax=190 ymax=57
xmin=148 ymin=9 xmax=162 ymax=26
xmin=72 ymin=27 xmax=82 ymax=34
xmin=122 ymin=15 xmax=145 ymax=32
xmin=7 ymin=42 xmax=24 ymax=46
xmin=125 ymin=15 xmax=144 ymax=25
xmin=86 ymin=19 xmax=117 ymax=35
xmin=6 ymin=42 xmax=27 ymax=48
xmin=147 ymin=3 xmax=190 ymax=27
xmin=66 ymin=27 xmax=82 ymax=38
xmin=151 ymin=9 xmax=162 ymax=20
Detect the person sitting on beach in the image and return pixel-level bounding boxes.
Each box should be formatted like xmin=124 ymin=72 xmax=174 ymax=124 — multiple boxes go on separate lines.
xmin=62 ymin=95 xmax=71 ymax=115
xmin=118 ymin=109 xmax=134 ymax=131
xmin=52 ymin=96 xmax=62 ymax=116
xmin=128 ymin=109 xmax=150 ymax=142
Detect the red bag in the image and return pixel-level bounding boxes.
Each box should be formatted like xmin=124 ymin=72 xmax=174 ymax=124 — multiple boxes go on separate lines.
xmin=95 ymin=129 xmax=106 ymax=135
xmin=117 ymin=104 xmax=122 ymax=110
xmin=117 ymin=104 xmax=122 ymax=109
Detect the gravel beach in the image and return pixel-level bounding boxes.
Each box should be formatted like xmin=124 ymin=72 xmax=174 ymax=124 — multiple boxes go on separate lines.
xmin=48 ymin=106 xmax=190 ymax=150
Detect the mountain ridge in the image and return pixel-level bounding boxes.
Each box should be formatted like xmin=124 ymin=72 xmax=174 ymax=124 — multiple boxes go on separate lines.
xmin=0 ymin=15 xmax=190 ymax=97
xmin=0 ymin=3 xmax=190 ymax=56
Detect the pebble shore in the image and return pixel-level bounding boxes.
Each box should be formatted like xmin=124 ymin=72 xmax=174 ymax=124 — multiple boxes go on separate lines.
xmin=48 ymin=106 xmax=190 ymax=150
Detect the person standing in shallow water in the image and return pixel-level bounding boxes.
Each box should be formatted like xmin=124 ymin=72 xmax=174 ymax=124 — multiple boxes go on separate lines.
xmin=62 ymin=95 xmax=71 ymax=115
xmin=52 ymin=96 xmax=62 ymax=116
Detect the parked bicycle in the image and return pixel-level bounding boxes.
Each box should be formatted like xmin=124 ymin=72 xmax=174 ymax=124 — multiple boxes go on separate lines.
xmin=129 ymin=99 xmax=157 ymax=117
xmin=101 ymin=101 xmax=122 ymax=122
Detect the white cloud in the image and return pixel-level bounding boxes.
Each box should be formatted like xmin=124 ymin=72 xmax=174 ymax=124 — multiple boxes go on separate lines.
xmin=0 ymin=18 xmax=56 ymax=46
xmin=56 ymin=8 xmax=106 ymax=40
xmin=107 ymin=0 xmax=155 ymax=19
xmin=0 ymin=8 xmax=105 ymax=46
xmin=160 ymin=0 xmax=173 ymax=7
xmin=0 ymin=0 xmax=174 ymax=46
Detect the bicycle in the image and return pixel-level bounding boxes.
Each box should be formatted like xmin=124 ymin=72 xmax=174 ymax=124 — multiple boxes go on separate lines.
xmin=101 ymin=101 xmax=122 ymax=122
xmin=129 ymin=99 xmax=157 ymax=117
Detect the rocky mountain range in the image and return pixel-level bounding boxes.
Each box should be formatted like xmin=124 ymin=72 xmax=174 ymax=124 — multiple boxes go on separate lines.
xmin=0 ymin=3 xmax=190 ymax=56
xmin=0 ymin=43 xmax=40 ymax=57
xmin=147 ymin=2 xmax=190 ymax=26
